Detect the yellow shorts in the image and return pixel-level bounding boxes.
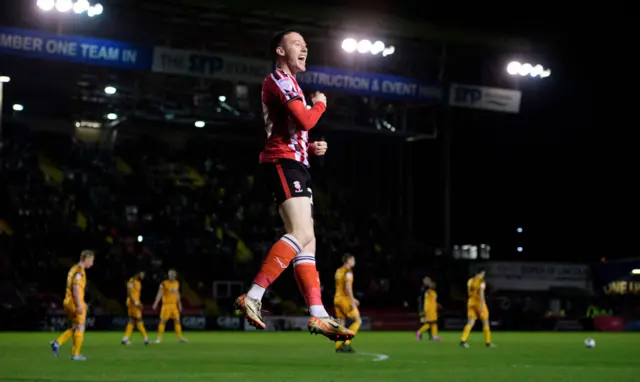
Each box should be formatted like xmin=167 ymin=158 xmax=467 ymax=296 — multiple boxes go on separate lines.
xmin=64 ymin=303 xmax=87 ymax=325
xmin=127 ymin=304 xmax=142 ymax=319
xmin=160 ymin=305 xmax=180 ymax=321
xmin=333 ymin=296 xmax=360 ymax=320
xmin=467 ymin=301 xmax=489 ymax=321
xmin=425 ymin=310 xmax=438 ymax=323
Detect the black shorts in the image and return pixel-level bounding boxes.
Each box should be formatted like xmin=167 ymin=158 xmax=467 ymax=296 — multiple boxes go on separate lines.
xmin=261 ymin=159 xmax=313 ymax=205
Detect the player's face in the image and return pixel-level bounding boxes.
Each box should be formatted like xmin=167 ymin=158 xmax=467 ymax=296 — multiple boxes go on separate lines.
xmin=423 ymin=277 xmax=431 ymax=286
xmin=168 ymin=270 xmax=177 ymax=280
xmin=280 ymin=32 xmax=307 ymax=73
xmin=478 ymin=271 xmax=486 ymax=279
xmin=139 ymin=272 xmax=145 ymax=280
xmin=84 ymin=256 xmax=94 ymax=269
xmin=347 ymin=257 xmax=355 ymax=268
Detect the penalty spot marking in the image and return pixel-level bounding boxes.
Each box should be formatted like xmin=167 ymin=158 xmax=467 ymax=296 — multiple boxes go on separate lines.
xmin=356 ymin=352 xmax=389 ymax=362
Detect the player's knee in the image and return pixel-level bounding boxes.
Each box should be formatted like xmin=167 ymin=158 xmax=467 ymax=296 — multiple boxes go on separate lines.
xmin=467 ymin=318 xmax=476 ymax=326
xmin=76 ymin=324 xmax=86 ymax=333
xmin=290 ymin=228 xmax=314 ymax=248
xmin=355 ymin=316 xmax=363 ymax=324
xmin=302 ymin=237 xmax=316 ymax=254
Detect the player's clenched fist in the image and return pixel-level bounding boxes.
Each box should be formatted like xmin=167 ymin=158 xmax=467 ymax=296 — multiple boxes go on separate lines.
xmin=311 ymin=91 xmax=327 ymax=106
xmin=311 ymin=141 xmax=328 ymax=156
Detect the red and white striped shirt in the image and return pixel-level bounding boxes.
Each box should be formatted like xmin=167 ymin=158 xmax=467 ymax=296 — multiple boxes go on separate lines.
xmin=259 ymin=69 xmax=325 ymax=167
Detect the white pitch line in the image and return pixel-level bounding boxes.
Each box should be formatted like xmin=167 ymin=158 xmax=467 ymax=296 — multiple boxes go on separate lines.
xmin=357 ymin=352 xmax=390 ymax=362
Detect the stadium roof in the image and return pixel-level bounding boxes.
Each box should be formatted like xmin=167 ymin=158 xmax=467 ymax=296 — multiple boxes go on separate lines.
xmin=167 ymin=0 xmax=534 ymax=51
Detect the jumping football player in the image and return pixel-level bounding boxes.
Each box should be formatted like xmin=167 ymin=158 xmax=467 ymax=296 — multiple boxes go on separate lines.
xmin=235 ymin=29 xmax=354 ymax=342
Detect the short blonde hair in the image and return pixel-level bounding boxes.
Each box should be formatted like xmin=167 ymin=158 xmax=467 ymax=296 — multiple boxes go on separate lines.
xmin=80 ymin=250 xmax=95 ymax=260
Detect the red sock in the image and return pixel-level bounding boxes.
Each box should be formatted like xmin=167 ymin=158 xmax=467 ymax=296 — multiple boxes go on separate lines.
xmin=253 ymin=234 xmax=301 ymax=288
xmin=293 ymin=253 xmax=323 ymax=306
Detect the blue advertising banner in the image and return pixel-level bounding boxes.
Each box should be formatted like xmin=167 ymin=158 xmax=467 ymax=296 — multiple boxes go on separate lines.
xmin=296 ymin=66 xmax=443 ymax=102
xmin=0 ymin=27 xmax=152 ymax=70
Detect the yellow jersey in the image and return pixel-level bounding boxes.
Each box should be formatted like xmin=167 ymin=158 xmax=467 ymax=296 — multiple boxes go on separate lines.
xmin=126 ymin=277 xmax=142 ymax=306
xmin=467 ymin=276 xmax=486 ymax=304
xmin=161 ymin=280 xmax=180 ymax=306
xmin=334 ymin=266 xmax=353 ymax=298
xmin=423 ymin=289 xmax=437 ymax=313
xmin=63 ymin=264 xmax=86 ymax=308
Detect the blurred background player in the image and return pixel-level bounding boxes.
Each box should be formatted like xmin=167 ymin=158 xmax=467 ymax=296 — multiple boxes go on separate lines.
xmin=50 ymin=250 xmax=95 ymax=361
xmin=234 ymin=29 xmax=353 ymax=342
xmin=334 ymin=254 xmax=362 ymax=353
xmin=122 ymin=271 xmax=149 ymax=345
xmin=152 ymin=269 xmax=186 ymax=343
xmin=416 ymin=277 xmax=442 ymax=341
xmin=460 ymin=269 xmax=494 ymax=348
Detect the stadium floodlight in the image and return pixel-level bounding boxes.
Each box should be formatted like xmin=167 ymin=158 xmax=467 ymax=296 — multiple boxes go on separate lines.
xmin=356 ymin=39 xmax=372 ymax=54
xmin=194 ymin=120 xmax=205 ymax=128
xmin=0 ymin=76 xmax=10 ymax=83
xmin=37 ymin=0 xmax=55 ymax=11
xmin=370 ymin=41 xmax=385 ymax=55
xmin=342 ymin=38 xmax=394 ymax=57
xmin=517 ymin=227 xmax=523 ymax=233
xmin=87 ymin=3 xmax=103 ymax=17
xmin=104 ymin=86 xmax=116 ymax=95
xmin=506 ymin=61 xmax=551 ymax=78
xmin=137 ymin=235 xmax=143 ymax=243
xmin=12 ymin=104 xmax=24 ymax=111
xmin=38 ymin=1 xmax=102 ymax=16
xmin=73 ymin=0 xmax=90 ymax=13
xmin=106 ymin=113 xmax=117 ymax=120
xmin=632 ymin=269 xmax=640 ymax=275
xmin=218 ymin=95 xmax=227 ymax=103
xmin=517 ymin=246 xmax=523 ymax=252
xmin=341 ymin=38 xmax=357 ymax=53
xmin=55 ymin=0 xmax=73 ymax=12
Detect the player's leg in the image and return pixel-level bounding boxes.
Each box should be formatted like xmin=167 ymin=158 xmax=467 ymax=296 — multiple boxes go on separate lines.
xmin=343 ymin=309 xmax=362 ymax=349
xmin=429 ymin=320 xmax=441 ymax=341
xmin=334 ymin=303 xmax=348 ymax=352
xmin=51 ymin=306 xmax=75 ymax=356
xmin=173 ymin=309 xmax=185 ymax=342
xmin=122 ymin=318 xmax=135 ymax=345
xmin=237 ymin=163 xmax=313 ymax=329
xmin=122 ymin=305 xmax=135 ymax=344
xmin=156 ymin=307 xmax=167 ymax=343
xmin=71 ymin=310 xmax=87 ymax=360
xmin=461 ymin=305 xmax=477 ymax=347
xmin=294 ymin=237 xmax=353 ymax=341
xmin=136 ymin=318 xmax=149 ymax=344
xmin=133 ymin=307 xmax=149 ymax=344
xmin=481 ymin=304 xmax=493 ymax=347
xmin=292 ymin=237 xmax=329 ymax=318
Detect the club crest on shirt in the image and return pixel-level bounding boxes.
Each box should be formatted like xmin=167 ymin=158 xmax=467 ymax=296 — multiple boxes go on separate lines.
xmin=278 ymin=78 xmax=295 ymax=93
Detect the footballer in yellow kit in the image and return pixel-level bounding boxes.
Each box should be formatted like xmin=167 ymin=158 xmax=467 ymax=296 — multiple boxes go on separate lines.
xmin=152 ymin=269 xmax=186 ymax=343
xmin=460 ymin=268 xmax=494 ymax=348
xmin=416 ymin=277 xmax=442 ymax=341
xmin=334 ymin=254 xmax=362 ymax=353
xmin=50 ymin=250 xmax=95 ymax=360
xmin=122 ymin=271 xmax=149 ymax=345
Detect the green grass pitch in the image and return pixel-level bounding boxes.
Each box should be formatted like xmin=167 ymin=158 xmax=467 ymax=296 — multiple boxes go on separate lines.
xmin=0 ymin=331 xmax=637 ymax=381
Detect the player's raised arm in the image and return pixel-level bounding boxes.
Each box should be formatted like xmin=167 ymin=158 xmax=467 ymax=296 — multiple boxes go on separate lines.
xmin=152 ymin=284 xmax=163 ymax=310
xmin=285 ymin=92 xmax=326 ymax=130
